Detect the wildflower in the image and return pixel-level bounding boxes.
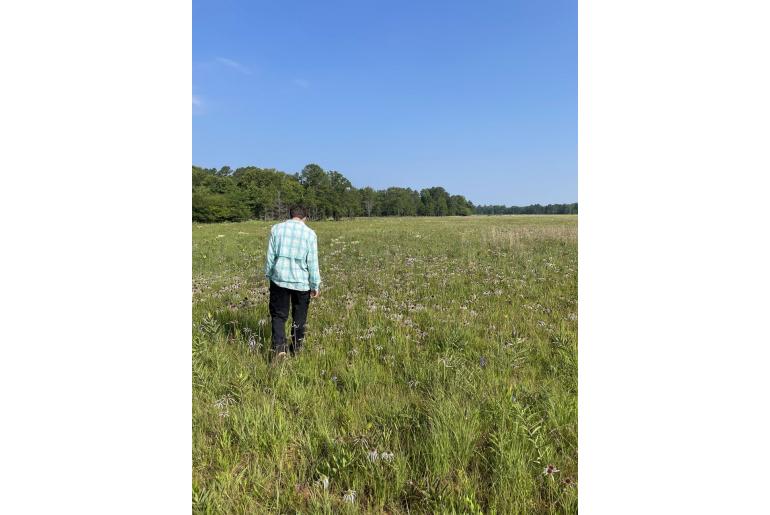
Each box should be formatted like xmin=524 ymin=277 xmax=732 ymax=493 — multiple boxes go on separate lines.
xmin=479 ymin=356 xmax=487 ymax=368
xmin=543 ymin=464 xmax=560 ymax=477
xmin=214 ymin=396 xmax=234 ymax=417
xmin=381 ymin=451 xmax=394 ymax=463
xmin=217 ymin=234 xmax=225 ymax=238
xmin=343 ymin=489 xmax=356 ymax=504
xmin=317 ymin=475 xmax=329 ymax=491
xmin=562 ymin=477 xmax=575 ymax=488
xmin=367 ymin=449 xmax=379 ymax=462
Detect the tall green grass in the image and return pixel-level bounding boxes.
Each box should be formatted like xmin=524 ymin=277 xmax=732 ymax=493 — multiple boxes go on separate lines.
xmin=193 ymin=216 xmax=577 ymax=513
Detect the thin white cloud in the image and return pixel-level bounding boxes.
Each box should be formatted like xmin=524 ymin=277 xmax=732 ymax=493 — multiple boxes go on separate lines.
xmin=192 ymin=93 xmax=205 ymax=116
xmin=293 ymin=78 xmax=310 ymax=89
xmin=215 ymin=57 xmax=252 ymax=75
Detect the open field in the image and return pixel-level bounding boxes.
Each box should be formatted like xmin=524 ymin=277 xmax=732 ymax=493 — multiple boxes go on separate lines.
xmin=193 ymin=215 xmax=577 ymax=513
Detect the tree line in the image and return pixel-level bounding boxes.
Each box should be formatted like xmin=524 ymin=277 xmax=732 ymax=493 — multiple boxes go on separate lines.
xmin=474 ymin=203 xmax=578 ymax=215
xmin=192 ymin=164 xmax=576 ymax=222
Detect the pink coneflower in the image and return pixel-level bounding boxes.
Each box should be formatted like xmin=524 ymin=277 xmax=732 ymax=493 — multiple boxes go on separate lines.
xmin=543 ymin=464 xmax=560 ymax=477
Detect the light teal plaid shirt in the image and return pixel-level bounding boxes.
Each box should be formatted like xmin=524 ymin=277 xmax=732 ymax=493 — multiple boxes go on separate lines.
xmin=264 ymin=220 xmax=321 ymax=292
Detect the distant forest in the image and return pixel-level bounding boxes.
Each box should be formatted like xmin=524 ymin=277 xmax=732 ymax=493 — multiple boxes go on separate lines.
xmin=193 ymin=164 xmax=577 ymax=222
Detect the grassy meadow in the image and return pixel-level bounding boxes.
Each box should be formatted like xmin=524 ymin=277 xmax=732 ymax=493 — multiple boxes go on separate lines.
xmin=192 ymin=215 xmax=577 ymax=513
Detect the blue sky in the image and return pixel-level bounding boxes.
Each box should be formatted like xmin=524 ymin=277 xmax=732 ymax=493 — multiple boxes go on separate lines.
xmin=193 ymin=0 xmax=576 ymax=205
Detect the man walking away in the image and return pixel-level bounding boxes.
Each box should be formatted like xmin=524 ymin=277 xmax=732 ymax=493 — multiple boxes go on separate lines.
xmin=264 ymin=206 xmax=321 ymax=360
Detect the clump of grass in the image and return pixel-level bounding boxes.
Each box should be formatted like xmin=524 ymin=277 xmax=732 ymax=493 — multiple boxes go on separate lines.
xmin=193 ymin=215 xmax=577 ymax=513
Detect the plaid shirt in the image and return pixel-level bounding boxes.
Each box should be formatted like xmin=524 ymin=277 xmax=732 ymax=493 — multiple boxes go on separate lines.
xmin=264 ymin=219 xmax=321 ymax=291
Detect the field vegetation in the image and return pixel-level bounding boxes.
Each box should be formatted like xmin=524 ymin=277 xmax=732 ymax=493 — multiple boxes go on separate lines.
xmin=193 ymin=215 xmax=577 ymax=513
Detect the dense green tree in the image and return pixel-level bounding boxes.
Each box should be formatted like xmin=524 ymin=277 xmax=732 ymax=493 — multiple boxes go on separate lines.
xmin=360 ymin=187 xmax=377 ymax=216
xmin=419 ymin=187 xmax=451 ymax=216
xmin=299 ymin=164 xmax=328 ymax=189
xmin=192 ymin=188 xmax=249 ymax=222
xmin=327 ymin=171 xmax=354 ymax=219
xmin=449 ymin=194 xmax=474 ymax=215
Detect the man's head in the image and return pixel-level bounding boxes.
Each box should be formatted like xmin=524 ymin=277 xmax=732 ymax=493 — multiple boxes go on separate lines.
xmin=289 ymin=205 xmax=308 ymax=220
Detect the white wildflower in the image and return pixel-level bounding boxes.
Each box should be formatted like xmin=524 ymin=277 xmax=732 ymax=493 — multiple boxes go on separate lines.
xmin=213 ymin=395 xmax=234 ymax=417
xmin=543 ymin=464 xmax=560 ymax=477
xmin=367 ymin=449 xmax=379 ymax=462
xmin=343 ymin=489 xmax=356 ymax=504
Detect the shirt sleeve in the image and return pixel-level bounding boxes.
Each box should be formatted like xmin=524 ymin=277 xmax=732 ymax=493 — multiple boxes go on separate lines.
xmin=308 ymin=233 xmax=321 ymax=291
xmin=264 ymin=228 xmax=276 ymax=279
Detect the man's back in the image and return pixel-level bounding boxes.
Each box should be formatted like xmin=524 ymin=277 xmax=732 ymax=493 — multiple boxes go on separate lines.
xmin=265 ymin=208 xmax=321 ymax=358
xmin=264 ymin=219 xmax=321 ymax=292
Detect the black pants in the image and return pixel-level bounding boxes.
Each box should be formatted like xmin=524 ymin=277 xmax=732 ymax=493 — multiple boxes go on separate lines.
xmin=268 ymin=281 xmax=311 ymax=354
